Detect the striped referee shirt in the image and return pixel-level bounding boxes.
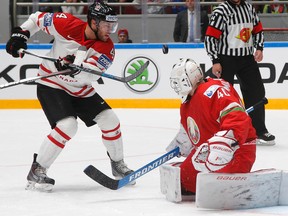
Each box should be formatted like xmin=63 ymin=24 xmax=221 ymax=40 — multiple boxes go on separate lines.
xmin=204 ymin=0 xmax=264 ymax=64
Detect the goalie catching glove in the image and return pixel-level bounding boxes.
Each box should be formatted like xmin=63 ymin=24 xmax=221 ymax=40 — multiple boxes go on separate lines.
xmin=6 ymin=27 xmax=30 ymax=58
xmin=192 ymin=130 xmax=239 ymax=172
xmin=166 ymin=124 xmax=194 ymax=157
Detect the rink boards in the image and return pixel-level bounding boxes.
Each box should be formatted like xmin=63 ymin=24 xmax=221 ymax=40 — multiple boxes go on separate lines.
xmin=0 ymin=42 xmax=287 ymax=109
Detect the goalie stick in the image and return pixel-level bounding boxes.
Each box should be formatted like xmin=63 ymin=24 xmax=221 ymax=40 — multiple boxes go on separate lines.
xmin=84 ymin=97 xmax=269 ymax=190
xmin=18 ymin=48 xmax=150 ymax=83
xmin=84 ymin=146 xmax=180 ymax=190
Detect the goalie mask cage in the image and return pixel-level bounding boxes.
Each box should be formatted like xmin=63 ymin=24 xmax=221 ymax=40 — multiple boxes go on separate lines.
xmin=263 ymin=28 xmax=288 ymax=41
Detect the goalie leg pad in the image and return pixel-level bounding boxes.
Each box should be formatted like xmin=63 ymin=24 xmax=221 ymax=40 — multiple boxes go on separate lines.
xmin=196 ymin=169 xmax=284 ymax=209
xmin=160 ymin=163 xmax=182 ymax=203
xmin=279 ymin=170 xmax=288 ymax=205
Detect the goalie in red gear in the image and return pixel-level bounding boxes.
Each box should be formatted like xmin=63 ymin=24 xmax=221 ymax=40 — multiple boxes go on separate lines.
xmin=165 ymin=58 xmax=257 ymax=196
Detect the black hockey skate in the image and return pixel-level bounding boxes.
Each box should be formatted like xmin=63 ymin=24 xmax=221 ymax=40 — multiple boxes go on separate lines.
xmin=25 ymin=153 xmax=55 ymax=192
xmin=256 ymin=132 xmax=276 ymax=146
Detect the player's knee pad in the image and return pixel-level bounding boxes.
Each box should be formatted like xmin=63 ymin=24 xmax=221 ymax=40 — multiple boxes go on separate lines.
xmin=94 ymin=109 xmax=120 ymax=132
xmin=52 ymin=116 xmax=78 ymax=142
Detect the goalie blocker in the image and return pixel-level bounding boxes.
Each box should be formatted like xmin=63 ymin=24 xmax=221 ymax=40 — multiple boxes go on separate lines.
xmin=160 ymin=164 xmax=288 ymax=209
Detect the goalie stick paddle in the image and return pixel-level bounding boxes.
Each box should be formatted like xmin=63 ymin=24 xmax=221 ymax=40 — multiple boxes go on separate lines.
xmin=19 ymin=49 xmax=149 ymax=83
xmin=84 ymin=147 xmax=180 ymax=190
xmin=84 ymin=97 xmax=268 ymax=190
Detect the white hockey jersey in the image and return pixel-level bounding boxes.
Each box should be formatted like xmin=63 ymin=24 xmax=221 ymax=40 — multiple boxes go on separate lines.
xmin=21 ymin=12 xmax=116 ymax=97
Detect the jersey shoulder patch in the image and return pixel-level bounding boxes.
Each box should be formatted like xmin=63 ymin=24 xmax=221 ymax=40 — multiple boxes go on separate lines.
xmin=98 ymin=54 xmax=112 ymax=70
xmin=203 ymin=84 xmax=222 ymax=98
xmin=203 ymin=79 xmax=231 ymax=99
xmin=43 ymin=13 xmax=54 ymax=27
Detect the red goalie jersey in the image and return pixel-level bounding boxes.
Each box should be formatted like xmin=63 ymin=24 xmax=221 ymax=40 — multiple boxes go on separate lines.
xmin=21 ymin=12 xmax=115 ymax=97
xmin=179 ymin=77 xmax=257 ymax=193
xmin=180 ymin=77 xmax=256 ymax=147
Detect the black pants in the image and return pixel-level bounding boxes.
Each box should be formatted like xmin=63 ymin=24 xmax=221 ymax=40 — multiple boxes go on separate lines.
xmin=219 ymin=55 xmax=268 ymax=135
xmin=37 ymin=84 xmax=111 ymax=129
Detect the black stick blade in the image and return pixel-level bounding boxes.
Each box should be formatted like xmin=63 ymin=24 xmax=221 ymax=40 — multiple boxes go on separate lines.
xmin=84 ymin=165 xmax=119 ymax=190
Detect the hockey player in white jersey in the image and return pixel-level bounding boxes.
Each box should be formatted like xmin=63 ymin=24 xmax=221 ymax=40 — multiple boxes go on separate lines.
xmin=6 ymin=0 xmax=134 ymax=191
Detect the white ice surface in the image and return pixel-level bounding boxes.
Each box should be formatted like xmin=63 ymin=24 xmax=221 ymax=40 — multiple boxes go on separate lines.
xmin=0 ymin=109 xmax=287 ymax=216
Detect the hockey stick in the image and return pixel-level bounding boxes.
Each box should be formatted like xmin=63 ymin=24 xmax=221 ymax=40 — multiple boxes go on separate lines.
xmin=19 ymin=49 xmax=149 ymax=83
xmin=0 ymin=69 xmax=75 ymax=90
xmin=19 ymin=49 xmax=58 ymax=63
xmin=246 ymin=97 xmax=268 ymax=113
xmin=83 ymin=97 xmax=269 ymax=190
xmin=84 ymin=147 xmax=180 ymax=190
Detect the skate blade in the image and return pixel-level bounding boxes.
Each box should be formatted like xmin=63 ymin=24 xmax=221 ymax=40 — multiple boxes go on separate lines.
xmin=256 ymin=139 xmax=276 ymax=146
xmin=25 ymin=181 xmax=53 ymax=192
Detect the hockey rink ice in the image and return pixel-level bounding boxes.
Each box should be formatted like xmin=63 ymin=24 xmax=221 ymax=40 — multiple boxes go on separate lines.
xmin=1 ymin=108 xmax=288 ymax=216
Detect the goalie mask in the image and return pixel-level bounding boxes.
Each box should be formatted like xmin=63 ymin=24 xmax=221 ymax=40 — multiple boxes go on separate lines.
xmin=170 ymin=58 xmax=204 ymax=103
xmin=87 ymin=1 xmax=118 ymax=34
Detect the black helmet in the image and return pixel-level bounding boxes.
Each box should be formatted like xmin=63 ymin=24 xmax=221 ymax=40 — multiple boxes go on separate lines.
xmin=87 ymin=1 xmax=118 ymax=23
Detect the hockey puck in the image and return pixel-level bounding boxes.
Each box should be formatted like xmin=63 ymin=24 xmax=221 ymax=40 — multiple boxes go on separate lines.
xmin=162 ymin=44 xmax=169 ymax=54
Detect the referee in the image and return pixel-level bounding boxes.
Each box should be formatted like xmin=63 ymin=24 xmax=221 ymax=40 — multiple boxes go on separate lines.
xmin=204 ymin=0 xmax=275 ymax=146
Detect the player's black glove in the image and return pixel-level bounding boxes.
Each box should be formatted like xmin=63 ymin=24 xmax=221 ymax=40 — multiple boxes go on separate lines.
xmin=6 ymin=27 xmax=30 ymax=58
xmin=55 ymin=55 xmax=80 ymax=77
xmin=54 ymin=55 xmax=75 ymax=71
